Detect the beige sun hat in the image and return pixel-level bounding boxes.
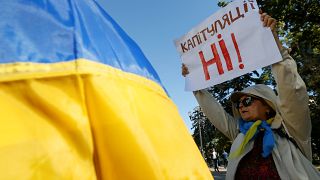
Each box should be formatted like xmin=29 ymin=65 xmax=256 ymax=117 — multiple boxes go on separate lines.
xmin=230 ymin=84 xmax=282 ymax=128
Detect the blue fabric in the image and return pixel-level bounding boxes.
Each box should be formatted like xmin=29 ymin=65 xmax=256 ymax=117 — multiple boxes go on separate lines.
xmin=0 ymin=0 xmax=164 ymax=89
xmin=239 ymin=119 xmax=275 ymax=158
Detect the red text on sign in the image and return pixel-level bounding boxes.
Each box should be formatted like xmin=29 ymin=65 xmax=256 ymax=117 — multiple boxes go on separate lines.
xmin=180 ymin=0 xmax=257 ymax=53
xmin=198 ymin=33 xmax=243 ymax=81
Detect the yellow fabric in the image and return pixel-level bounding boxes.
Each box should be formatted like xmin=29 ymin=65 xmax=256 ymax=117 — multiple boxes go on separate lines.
xmin=229 ymin=118 xmax=273 ymax=159
xmin=0 ymin=59 xmax=213 ymax=179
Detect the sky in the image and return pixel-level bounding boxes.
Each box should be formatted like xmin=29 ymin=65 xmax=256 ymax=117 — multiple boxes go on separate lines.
xmin=99 ymin=0 xmax=220 ymax=132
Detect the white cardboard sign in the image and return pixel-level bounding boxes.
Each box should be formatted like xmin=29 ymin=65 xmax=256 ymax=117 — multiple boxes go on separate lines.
xmin=174 ymin=0 xmax=282 ymax=91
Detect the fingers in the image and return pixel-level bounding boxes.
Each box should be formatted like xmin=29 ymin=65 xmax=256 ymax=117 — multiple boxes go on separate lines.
xmin=260 ymin=12 xmax=269 ymax=26
xmin=181 ymin=63 xmax=189 ymax=77
xmin=260 ymin=11 xmax=277 ymax=31
xmin=259 ymin=10 xmax=282 ymax=50
xmin=269 ymin=19 xmax=276 ymax=31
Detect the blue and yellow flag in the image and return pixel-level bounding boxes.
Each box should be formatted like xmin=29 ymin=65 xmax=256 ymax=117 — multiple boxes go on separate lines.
xmin=0 ymin=1 xmax=212 ymax=179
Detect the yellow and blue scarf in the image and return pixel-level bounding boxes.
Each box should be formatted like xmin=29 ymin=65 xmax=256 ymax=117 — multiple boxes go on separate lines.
xmin=229 ymin=118 xmax=275 ymax=159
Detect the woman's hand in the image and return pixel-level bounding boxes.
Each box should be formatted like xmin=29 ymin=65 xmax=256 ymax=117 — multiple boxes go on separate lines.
xmin=259 ymin=10 xmax=283 ymax=51
xmin=260 ymin=10 xmax=277 ymax=31
xmin=181 ymin=63 xmax=189 ymax=77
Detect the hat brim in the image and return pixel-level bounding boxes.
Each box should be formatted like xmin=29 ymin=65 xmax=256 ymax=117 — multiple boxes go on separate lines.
xmin=230 ymin=92 xmax=251 ymax=102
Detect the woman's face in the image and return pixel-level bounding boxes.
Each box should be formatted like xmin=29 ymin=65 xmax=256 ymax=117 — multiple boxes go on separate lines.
xmin=236 ymin=95 xmax=270 ymax=121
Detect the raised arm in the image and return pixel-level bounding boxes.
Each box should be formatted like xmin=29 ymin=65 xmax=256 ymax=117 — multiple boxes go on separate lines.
xmin=262 ymin=12 xmax=312 ymax=158
xmin=194 ymin=90 xmax=239 ymax=140
xmin=182 ymin=64 xmax=239 ymax=140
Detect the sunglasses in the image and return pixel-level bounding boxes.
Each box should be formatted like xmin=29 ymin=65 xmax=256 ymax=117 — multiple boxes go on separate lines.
xmin=235 ymin=96 xmax=257 ymax=109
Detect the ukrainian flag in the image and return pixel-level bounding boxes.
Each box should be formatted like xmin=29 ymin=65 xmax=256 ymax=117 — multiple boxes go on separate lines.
xmin=0 ymin=1 xmax=212 ymax=179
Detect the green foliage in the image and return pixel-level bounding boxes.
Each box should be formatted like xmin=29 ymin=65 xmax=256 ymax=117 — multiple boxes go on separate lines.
xmin=190 ymin=0 xmax=320 ymax=164
xmin=217 ymin=1 xmax=228 ymax=7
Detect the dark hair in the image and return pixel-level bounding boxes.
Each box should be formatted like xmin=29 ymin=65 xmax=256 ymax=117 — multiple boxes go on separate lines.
xmin=258 ymin=98 xmax=276 ymax=119
xmin=266 ymin=109 xmax=276 ymax=119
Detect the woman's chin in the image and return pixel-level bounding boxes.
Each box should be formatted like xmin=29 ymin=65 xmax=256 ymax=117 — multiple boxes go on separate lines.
xmin=241 ymin=116 xmax=255 ymax=121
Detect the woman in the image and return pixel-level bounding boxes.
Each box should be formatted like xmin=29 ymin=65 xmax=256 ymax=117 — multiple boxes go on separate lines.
xmin=182 ymin=11 xmax=320 ymax=179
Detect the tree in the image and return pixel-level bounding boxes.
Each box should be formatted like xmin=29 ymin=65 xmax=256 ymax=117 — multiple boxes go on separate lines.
xmin=189 ymin=106 xmax=231 ymax=167
xmin=190 ymin=0 xmax=320 ymax=165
